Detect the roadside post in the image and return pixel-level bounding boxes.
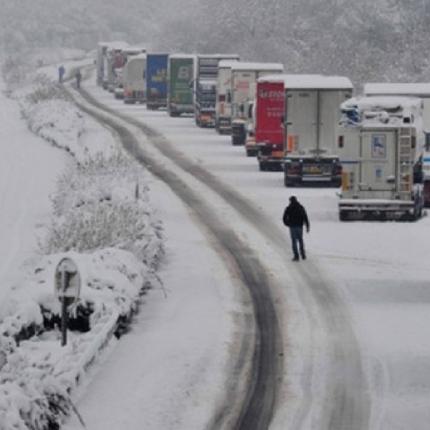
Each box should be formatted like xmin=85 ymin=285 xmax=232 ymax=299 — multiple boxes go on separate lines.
xmin=54 ymin=258 xmax=81 ymax=346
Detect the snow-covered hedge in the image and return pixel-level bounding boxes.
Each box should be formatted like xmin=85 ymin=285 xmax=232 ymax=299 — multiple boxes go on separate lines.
xmin=0 ymin=74 xmax=163 ymax=429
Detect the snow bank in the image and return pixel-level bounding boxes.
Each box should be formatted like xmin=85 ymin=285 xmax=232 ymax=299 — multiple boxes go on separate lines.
xmin=0 ymin=72 xmax=163 ymax=429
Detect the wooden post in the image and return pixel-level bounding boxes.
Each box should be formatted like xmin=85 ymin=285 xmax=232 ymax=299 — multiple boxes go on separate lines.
xmin=61 ymin=270 xmax=68 ymax=346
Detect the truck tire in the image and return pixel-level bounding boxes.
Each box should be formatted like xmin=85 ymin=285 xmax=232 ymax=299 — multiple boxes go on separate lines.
xmin=339 ymin=210 xmax=350 ymax=221
xmin=284 ymin=175 xmax=294 ymax=187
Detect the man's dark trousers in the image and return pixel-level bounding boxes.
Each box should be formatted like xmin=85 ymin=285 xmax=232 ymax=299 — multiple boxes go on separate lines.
xmin=290 ymin=226 xmax=305 ymax=259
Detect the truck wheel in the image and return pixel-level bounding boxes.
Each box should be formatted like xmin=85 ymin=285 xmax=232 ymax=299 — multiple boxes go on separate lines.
xmin=339 ymin=210 xmax=350 ymax=221
xmin=284 ymin=178 xmax=294 ymax=187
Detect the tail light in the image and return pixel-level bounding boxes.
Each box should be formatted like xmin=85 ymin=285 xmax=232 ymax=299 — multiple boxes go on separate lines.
xmin=287 ymin=135 xmax=298 ymax=153
xmin=338 ymin=135 xmax=344 ymax=148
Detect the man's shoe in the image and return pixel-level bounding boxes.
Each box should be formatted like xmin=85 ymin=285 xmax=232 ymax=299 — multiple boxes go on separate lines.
xmin=292 ymin=256 xmax=299 ymax=262
xmin=301 ymin=253 xmax=306 ymax=260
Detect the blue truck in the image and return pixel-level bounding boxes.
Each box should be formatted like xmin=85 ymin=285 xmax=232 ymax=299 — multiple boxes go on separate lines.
xmin=146 ymin=53 xmax=168 ymax=110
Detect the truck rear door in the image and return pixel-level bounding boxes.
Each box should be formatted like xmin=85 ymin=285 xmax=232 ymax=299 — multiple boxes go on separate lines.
xmin=319 ymin=90 xmax=351 ymax=155
xmin=360 ymin=130 xmax=397 ymax=192
xmin=255 ymin=81 xmax=284 ymax=145
xmin=286 ymin=89 xmax=317 ymax=153
xmin=233 ymin=71 xmax=255 ymax=118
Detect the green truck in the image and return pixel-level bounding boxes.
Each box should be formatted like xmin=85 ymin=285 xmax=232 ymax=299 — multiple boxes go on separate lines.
xmin=167 ymin=54 xmax=196 ymax=116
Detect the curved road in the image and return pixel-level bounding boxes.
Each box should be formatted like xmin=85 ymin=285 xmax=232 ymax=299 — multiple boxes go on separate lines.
xmin=68 ymin=79 xmax=371 ymax=429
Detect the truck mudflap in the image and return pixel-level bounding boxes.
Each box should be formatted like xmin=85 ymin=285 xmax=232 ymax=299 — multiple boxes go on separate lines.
xmin=257 ymin=145 xmax=284 ymax=171
xmin=231 ymin=121 xmax=247 ymax=146
xmin=283 ymin=157 xmax=342 ymax=187
xmin=338 ymin=199 xmax=422 ymax=221
xmin=424 ymin=180 xmax=430 ymax=207
xmin=245 ymin=136 xmax=258 ymax=157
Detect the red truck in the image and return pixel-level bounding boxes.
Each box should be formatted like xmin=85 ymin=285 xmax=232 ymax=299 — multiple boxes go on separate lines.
xmin=252 ymin=80 xmax=285 ymax=170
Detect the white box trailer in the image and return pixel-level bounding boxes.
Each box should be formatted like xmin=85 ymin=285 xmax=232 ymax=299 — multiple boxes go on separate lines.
xmin=96 ymin=42 xmax=110 ymax=86
xmin=364 ymin=83 xmax=430 ymax=206
xmin=216 ymin=60 xmax=240 ymax=134
xmin=122 ymin=54 xmax=147 ymax=104
xmin=338 ymin=96 xmax=425 ymax=221
xmin=230 ymin=62 xmax=283 ymax=145
xmin=278 ymin=75 xmax=353 ymax=187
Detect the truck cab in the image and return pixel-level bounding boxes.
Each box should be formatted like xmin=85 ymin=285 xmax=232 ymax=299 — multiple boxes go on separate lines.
xmin=195 ymin=55 xmax=239 ymax=128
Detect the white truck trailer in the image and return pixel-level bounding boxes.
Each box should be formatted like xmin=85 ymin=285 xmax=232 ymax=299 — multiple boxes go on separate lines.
xmin=338 ymin=96 xmax=425 ymax=221
xmin=364 ymin=83 xmax=430 ymax=206
xmin=215 ymin=60 xmax=240 ymax=134
xmin=112 ymin=46 xmax=146 ymax=98
xmin=122 ymin=53 xmax=147 ymax=104
xmin=230 ymin=62 xmax=284 ymax=145
xmin=280 ymin=75 xmax=353 ymax=187
xmin=96 ymin=42 xmax=110 ymax=86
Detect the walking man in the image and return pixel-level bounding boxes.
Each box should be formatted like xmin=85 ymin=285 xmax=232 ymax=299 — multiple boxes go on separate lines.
xmin=58 ymin=65 xmax=65 ymax=83
xmin=283 ymin=196 xmax=310 ymax=261
xmin=75 ymin=69 xmax=82 ymax=89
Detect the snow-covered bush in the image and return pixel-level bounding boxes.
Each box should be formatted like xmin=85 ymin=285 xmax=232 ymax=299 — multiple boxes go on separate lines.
xmin=42 ymin=151 xmax=161 ymax=263
xmin=44 ymin=199 xmax=151 ymax=255
xmin=25 ymin=75 xmax=71 ymax=105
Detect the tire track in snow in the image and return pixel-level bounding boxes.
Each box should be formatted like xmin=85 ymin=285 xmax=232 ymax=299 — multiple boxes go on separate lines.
xmin=69 ymin=87 xmax=283 ymax=430
xmin=71 ymin=83 xmax=371 ymax=429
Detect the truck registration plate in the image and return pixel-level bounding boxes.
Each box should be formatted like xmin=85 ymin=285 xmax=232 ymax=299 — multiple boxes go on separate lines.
xmin=303 ymin=165 xmax=322 ymax=174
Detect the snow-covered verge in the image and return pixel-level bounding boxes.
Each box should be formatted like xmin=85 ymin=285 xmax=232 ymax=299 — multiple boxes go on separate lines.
xmin=0 ymin=72 xmax=163 ymax=429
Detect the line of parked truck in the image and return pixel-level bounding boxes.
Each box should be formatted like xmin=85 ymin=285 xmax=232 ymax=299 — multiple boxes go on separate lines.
xmin=96 ymin=41 xmax=430 ymax=221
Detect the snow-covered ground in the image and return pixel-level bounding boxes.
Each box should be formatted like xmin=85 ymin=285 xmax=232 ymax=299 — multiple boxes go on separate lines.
xmin=3 ymin=55 xmax=430 ymax=428
xmin=64 ymin=176 xmax=245 ymax=430
xmin=79 ymin=75 xmax=430 ymax=429
xmin=0 ymin=78 xmax=66 ymax=309
xmin=0 ymin=65 xmax=248 ymax=430
xmin=0 ymin=69 xmax=164 ymax=429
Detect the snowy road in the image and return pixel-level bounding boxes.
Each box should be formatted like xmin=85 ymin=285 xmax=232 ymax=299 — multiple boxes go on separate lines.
xmin=67 ymin=78 xmax=370 ymax=429
xmin=67 ymin=73 xmax=430 ymax=429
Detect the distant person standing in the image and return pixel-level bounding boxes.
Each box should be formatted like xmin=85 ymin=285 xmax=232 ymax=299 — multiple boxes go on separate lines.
xmin=75 ymin=69 xmax=82 ymax=89
xmin=58 ymin=65 xmax=65 ymax=83
xmin=283 ymin=196 xmax=310 ymax=261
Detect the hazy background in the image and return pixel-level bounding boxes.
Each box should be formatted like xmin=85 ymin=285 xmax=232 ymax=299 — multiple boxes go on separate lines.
xmin=1 ymin=0 xmax=429 ymax=84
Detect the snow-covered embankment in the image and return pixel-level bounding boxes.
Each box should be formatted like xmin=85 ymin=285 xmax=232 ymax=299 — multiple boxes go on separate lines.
xmin=0 ymin=75 xmax=163 ymax=429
